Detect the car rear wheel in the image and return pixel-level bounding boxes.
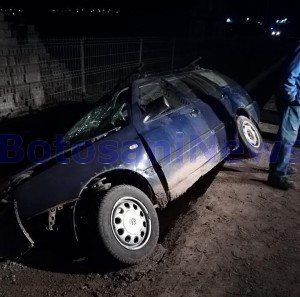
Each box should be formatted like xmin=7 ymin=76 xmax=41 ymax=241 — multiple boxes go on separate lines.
xmin=236 ymin=115 xmax=263 ymax=158
xmin=88 ymin=185 xmax=159 ymax=265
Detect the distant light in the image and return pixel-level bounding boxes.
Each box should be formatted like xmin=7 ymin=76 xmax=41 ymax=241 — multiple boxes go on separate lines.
xmin=246 ymin=17 xmax=250 ymax=22
xmin=19 ymin=9 xmax=21 ymax=12
xmin=270 ymin=27 xmax=274 ymax=30
xmin=116 ymin=11 xmax=119 ymax=14
xmin=226 ymin=18 xmax=232 ymax=23
xmin=271 ymin=30 xmax=281 ymax=37
xmin=12 ymin=12 xmax=15 ymax=16
xmin=276 ymin=18 xmax=288 ymax=24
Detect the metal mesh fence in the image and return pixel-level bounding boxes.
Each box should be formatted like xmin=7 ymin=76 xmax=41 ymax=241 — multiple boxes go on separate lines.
xmin=0 ymin=37 xmax=198 ymax=118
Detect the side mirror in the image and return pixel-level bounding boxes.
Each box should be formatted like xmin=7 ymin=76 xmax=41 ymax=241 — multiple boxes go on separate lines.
xmin=143 ymin=96 xmax=170 ymax=122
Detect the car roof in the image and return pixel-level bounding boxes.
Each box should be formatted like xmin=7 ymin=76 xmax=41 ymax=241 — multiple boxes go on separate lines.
xmin=133 ymin=68 xmax=217 ymax=85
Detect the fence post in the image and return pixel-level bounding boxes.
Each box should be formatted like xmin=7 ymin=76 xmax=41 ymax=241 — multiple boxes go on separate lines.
xmin=171 ymin=39 xmax=176 ymax=72
xmin=80 ymin=38 xmax=86 ymax=95
xmin=139 ymin=39 xmax=143 ymax=64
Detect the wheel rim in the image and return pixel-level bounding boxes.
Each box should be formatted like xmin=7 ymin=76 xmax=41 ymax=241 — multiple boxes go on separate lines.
xmin=111 ymin=197 xmax=151 ymax=250
xmin=242 ymin=120 xmax=260 ymax=149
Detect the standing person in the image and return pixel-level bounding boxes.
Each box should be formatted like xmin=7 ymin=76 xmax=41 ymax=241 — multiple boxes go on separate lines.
xmin=268 ymin=43 xmax=300 ymax=189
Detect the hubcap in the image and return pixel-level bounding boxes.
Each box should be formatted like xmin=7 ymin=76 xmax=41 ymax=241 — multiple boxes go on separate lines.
xmin=111 ymin=197 xmax=151 ymax=250
xmin=242 ymin=121 xmax=260 ymax=148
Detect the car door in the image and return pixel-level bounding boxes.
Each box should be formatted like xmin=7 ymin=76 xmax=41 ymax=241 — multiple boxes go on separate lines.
xmin=132 ymin=78 xmax=213 ymax=199
xmin=172 ymin=74 xmax=234 ymax=156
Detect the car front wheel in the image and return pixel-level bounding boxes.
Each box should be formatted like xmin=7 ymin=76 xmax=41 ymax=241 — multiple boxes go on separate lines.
xmin=236 ymin=115 xmax=263 ymax=158
xmin=89 ymin=185 xmax=159 ymax=265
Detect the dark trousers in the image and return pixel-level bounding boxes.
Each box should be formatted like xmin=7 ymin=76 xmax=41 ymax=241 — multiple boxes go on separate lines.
xmin=269 ymin=99 xmax=300 ymax=177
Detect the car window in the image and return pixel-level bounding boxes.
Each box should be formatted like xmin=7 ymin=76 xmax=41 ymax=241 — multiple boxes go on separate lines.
xmin=111 ymin=88 xmax=130 ymax=126
xmin=194 ymin=71 xmax=228 ymax=87
xmin=138 ymin=81 xmax=185 ymax=114
xmin=184 ymin=74 xmax=217 ymax=97
xmin=139 ymin=83 xmax=164 ymax=108
xmin=165 ymin=77 xmax=199 ymax=100
xmin=65 ymin=88 xmax=130 ymax=143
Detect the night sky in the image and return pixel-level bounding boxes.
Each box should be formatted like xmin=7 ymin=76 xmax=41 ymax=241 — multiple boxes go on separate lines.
xmin=1 ymin=0 xmax=298 ymax=14
xmin=1 ymin=0 xmax=299 ymax=37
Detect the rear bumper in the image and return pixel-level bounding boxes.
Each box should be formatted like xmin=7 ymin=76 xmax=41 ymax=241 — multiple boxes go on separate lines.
xmin=0 ymin=200 xmax=34 ymax=260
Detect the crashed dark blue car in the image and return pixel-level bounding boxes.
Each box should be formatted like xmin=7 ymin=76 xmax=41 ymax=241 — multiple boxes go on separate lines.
xmin=0 ymin=67 xmax=262 ymax=265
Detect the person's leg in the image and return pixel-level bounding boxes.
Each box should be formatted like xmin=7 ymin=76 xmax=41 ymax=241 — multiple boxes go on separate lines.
xmin=269 ymin=105 xmax=300 ymax=188
xmin=269 ymin=99 xmax=285 ymax=173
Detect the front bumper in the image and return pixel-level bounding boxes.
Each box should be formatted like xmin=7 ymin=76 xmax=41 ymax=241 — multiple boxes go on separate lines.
xmin=0 ymin=200 xmax=34 ymax=260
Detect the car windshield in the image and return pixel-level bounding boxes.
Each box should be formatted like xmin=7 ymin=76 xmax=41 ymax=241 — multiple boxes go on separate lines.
xmin=65 ymin=88 xmax=130 ymax=144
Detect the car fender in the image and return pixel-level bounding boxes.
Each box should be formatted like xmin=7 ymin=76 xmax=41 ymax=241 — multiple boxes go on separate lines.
xmin=12 ymin=136 xmax=167 ymax=221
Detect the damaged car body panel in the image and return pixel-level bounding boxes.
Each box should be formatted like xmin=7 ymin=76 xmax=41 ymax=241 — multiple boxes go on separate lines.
xmin=0 ymin=66 xmax=262 ymax=263
xmin=2 ymin=124 xmax=167 ymax=258
xmin=0 ymin=200 xmax=34 ymax=260
xmin=13 ymin=126 xmax=159 ymax=220
xmin=191 ymin=69 xmax=260 ymax=122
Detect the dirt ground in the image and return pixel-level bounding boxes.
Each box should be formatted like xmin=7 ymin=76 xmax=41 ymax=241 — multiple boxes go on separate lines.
xmin=0 ymin=129 xmax=299 ymax=297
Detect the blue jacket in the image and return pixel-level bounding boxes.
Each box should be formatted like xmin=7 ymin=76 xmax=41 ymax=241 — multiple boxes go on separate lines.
xmin=281 ymin=44 xmax=300 ymax=105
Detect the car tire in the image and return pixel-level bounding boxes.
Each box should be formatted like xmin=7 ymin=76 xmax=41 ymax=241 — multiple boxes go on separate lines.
xmin=236 ymin=115 xmax=263 ymax=158
xmin=88 ymin=185 xmax=159 ymax=265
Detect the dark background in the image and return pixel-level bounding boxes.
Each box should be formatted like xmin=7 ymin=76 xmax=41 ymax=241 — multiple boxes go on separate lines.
xmin=1 ymin=0 xmax=300 ymax=38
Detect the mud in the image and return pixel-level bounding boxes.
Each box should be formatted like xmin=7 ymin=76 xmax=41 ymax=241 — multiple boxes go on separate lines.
xmin=0 ymin=139 xmax=299 ymax=297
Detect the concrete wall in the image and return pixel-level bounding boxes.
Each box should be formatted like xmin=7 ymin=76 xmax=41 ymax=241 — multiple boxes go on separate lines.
xmin=0 ymin=13 xmax=73 ymax=119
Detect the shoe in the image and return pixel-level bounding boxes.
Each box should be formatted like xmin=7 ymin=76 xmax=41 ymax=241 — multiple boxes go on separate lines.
xmin=269 ymin=165 xmax=297 ymax=175
xmin=287 ymin=165 xmax=297 ymax=175
xmin=267 ymin=175 xmax=295 ymax=190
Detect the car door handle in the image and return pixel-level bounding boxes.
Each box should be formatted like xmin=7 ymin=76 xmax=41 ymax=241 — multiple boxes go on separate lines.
xmin=190 ymin=108 xmax=200 ymax=117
